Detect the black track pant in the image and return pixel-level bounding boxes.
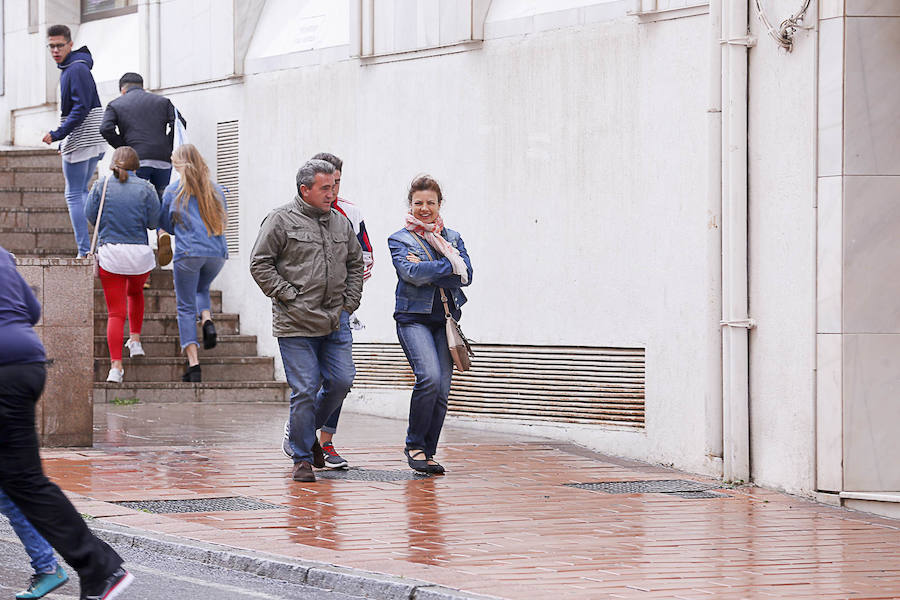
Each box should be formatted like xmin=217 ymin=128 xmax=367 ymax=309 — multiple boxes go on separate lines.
xmin=0 ymin=362 xmax=122 ymax=590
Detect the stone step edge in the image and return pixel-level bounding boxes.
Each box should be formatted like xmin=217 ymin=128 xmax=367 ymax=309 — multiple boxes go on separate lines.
xmin=93 ymin=334 xmax=255 ymax=342
xmin=93 ymin=288 xmax=222 ymax=297
xmin=94 ymin=381 xmax=287 ymax=389
xmin=95 ymin=312 xmax=240 ymax=320
xmin=87 ymin=519 xmax=496 ymax=600
xmin=0 ymin=226 xmax=74 ymax=233
xmin=0 ymin=166 xmax=64 ymax=172
xmin=0 ymin=186 xmax=66 ymax=193
xmin=94 ymin=357 xmax=272 ymax=365
xmin=0 ymin=148 xmax=59 ymax=156
xmin=0 ymin=206 xmax=70 ymax=212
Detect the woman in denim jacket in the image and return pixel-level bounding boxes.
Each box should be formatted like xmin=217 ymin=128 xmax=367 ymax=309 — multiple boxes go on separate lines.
xmin=85 ymin=146 xmax=160 ymax=383
xmin=388 ymin=175 xmax=472 ymax=474
xmin=158 ymin=144 xmax=228 ymax=383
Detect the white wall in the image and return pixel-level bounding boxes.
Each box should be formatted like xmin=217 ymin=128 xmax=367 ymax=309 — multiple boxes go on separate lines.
xmin=747 ymin=0 xmax=817 ymax=494
xmin=0 ymin=0 xmax=826 ymax=494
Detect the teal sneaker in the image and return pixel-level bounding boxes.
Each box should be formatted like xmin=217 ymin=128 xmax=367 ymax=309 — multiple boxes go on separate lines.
xmin=16 ymin=566 xmax=68 ymax=599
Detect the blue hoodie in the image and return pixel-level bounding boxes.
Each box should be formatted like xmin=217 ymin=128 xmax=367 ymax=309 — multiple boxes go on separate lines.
xmin=0 ymin=247 xmax=45 ymax=366
xmin=50 ymin=46 xmax=102 ymax=142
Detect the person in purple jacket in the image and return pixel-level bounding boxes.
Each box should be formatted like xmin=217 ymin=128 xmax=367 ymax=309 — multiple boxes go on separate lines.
xmin=0 ymin=247 xmax=134 ymax=600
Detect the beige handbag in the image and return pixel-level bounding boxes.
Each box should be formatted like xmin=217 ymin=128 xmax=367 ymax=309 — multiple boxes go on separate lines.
xmin=86 ymin=176 xmax=110 ymax=277
xmin=410 ymin=232 xmax=474 ymax=372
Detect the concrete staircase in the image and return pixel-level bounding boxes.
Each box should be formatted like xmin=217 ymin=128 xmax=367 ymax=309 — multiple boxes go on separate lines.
xmin=0 ymin=147 xmax=289 ymax=404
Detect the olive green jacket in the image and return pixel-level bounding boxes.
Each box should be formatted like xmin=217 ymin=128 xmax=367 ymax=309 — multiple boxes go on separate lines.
xmin=249 ymin=196 xmax=364 ymax=337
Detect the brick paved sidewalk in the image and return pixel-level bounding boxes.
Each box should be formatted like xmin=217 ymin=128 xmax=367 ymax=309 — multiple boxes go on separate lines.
xmin=39 ymin=403 xmax=900 ymax=600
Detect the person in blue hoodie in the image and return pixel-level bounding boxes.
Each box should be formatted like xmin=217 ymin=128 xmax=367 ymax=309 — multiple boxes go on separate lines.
xmin=42 ymin=24 xmax=107 ymax=258
xmin=0 ymin=246 xmax=134 ymax=599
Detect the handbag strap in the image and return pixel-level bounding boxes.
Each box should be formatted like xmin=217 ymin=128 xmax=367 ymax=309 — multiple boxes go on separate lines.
xmin=409 ymin=232 xmax=453 ymax=319
xmin=89 ymin=176 xmax=111 ymax=255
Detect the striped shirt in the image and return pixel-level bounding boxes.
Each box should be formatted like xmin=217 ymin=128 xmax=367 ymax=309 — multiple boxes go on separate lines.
xmin=60 ymin=106 xmax=106 ymax=156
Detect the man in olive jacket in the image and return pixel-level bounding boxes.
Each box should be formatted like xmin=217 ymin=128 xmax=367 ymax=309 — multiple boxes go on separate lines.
xmin=250 ymin=159 xmax=364 ymax=482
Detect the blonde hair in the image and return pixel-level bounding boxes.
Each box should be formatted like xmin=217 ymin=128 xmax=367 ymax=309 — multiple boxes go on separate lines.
xmin=171 ymin=144 xmax=226 ymax=236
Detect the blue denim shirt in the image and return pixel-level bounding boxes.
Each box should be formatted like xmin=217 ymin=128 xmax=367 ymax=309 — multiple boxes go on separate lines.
xmin=84 ymin=173 xmax=160 ymax=246
xmin=388 ymin=228 xmax=472 ymax=315
xmin=158 ymin=180 xmax=229 ymax=260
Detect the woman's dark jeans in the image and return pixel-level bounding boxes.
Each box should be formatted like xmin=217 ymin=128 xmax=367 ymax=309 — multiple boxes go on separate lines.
xmin=396 ymin=321 xmax=452 ymax=457
xmin=0 ymin=362 xmax=122 ymax=590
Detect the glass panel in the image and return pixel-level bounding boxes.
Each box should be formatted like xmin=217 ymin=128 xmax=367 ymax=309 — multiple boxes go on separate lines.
xmin=82 ymin=0 xmax=136 ymax=18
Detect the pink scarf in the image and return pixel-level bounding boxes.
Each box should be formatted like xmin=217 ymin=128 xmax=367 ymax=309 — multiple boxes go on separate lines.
xmin=405 ymin=214 xmax=469 ymax=284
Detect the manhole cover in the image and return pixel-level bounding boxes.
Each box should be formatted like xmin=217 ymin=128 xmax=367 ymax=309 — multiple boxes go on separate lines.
xmin=315 ymin=468 xmax=431 ymax=481
xmin=111 ymin=496 xmax=282 ymax=514
xmin=565 ymin=479 xmax=725 ymax=495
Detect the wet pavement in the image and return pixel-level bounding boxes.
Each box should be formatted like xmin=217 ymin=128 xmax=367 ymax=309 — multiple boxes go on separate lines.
xmin=32 ymin=403 xmax=900 ymax=599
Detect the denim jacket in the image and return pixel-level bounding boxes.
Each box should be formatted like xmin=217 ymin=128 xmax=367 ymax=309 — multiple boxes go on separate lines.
xmin=158 ymin=180 xmax=229 ymax=260
xmin=388 ymin=228 xmax=472 ymax=315
xmin=84 ymin=173 xmax=160 ymax=246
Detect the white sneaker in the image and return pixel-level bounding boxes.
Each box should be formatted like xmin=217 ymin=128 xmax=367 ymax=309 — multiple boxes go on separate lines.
xmin=106 ymin=368 xmax=124 ymax=383
xmin=125 ymin=339 xmax=145 ymax=358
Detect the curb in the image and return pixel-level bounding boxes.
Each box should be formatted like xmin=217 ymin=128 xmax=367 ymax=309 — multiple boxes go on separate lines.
xmin=88 ymin=520 xmax=499 ymax=600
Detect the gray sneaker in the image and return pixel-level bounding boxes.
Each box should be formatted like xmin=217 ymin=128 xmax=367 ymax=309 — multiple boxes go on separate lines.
xmin=321 ymin=442 xmax=349 ymax=469
xmin=281 ymin=420 xmax=293 ymax=459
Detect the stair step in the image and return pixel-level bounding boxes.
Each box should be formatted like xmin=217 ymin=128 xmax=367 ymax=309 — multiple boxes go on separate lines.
xmin=0 ymin=227 xmax=78 ymax=249
xmin=94 ymin=289 xmax=222 ymax=314
xmin=0 ymin=169 xmax=67 ymax=188
xmin=94 ymin=312 xmax=240 ymax=336
xmin=94 ymin=356 xmax=274 ymax=382
xmin=0 ymin=149 xmax=61 ymax=169
xmin=0 ymin=188 xmax=66 ymax=209
xmin=6 ymin=247 xmax=77 ymax=258
xmin=93 ymin=381 xmax=289 ymax=403
xmin=95 ymin=269 xmax=173 ymax=290
xmin=94 ymin=334 xmax=257 ymax=358
xmin=0 ymin=207 xmax=73 ymax=229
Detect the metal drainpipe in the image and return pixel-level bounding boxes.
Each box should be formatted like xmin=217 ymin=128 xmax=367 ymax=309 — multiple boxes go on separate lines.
xmin=706 ymin=0 xmax=724 ymax=472
xmin=720 ymin=0 xmax=754 ymax=483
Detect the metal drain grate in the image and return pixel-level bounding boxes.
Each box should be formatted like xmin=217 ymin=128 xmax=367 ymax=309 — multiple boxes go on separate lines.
xmin=111 ymin=496 xmax=282 ymax=514
xmin=565 ymin=479 xmax=727 ymax=496
xmin=315 ymin=468 xmax=431 ymax=481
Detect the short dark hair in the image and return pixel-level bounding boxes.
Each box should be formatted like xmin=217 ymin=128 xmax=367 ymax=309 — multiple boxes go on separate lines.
xmin=118 ymin=72 xmax=143 ymax=91
xmin=408 ymin=174 xmax=443 ymax=205
xmin=295 ymin=160 xmax=335 ymax=198
xmin=47 ymin=24 xmax=71 ymax=42
xmin=311 ymin=152 xmax=343 ymax=172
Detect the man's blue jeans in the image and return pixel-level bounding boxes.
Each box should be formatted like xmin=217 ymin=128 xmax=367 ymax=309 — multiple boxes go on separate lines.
xmin=0 ymin=489 xmax=57 ymax=574
xmin=172 ymin=256 xmax=226 ymax=350
xmin=135 ymin=166 xmax=172 ymax=200
xmin=279 ymin=312 xmax=355 ymax=464
xmin=396 ymin=321 xmax=452 ymax=457
xmin=61 ymin=154 xmax=102 ymax=257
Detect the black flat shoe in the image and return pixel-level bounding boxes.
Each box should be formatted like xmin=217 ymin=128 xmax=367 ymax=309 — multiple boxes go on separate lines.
xmin=182 ymin=364 xmax=201 ymax=382
xmin=404 ymin=448 xmax=429 ymax=473
xmin=202 ymin=320 xmax=217 ymax=350
xmin=426 ymin=458 xmax=446 ymax=475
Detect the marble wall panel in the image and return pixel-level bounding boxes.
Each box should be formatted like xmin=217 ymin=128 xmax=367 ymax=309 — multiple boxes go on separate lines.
xmin=817 ymin=17 xmax=843 ymax=177
xmin=843 ymin=176 xmax=900 ymax=333
xmin=844 ymin=17 xmax=900 ymax=175
xmin=816 ymin=333 xmax=843 ymax=492
xmin=817 ymin=176 xmax=842 ymax=333
xmin=843 ymin=333 xmax=900 ymax=491
xmin=846 ymin=0 xmax=900 ymax=16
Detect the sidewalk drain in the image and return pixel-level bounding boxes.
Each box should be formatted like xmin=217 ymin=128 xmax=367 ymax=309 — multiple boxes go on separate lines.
xmin=111 ymin=497 xmax=282 ymax=514
xmin=315 ymin=468 xmax=431 ymax=481
xmin=565 ymin=479 xmax=729 ymax=498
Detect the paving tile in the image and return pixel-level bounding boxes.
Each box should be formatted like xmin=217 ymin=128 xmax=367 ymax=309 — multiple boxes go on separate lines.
xmin=37 ymin=404 xmax=900 ymax=600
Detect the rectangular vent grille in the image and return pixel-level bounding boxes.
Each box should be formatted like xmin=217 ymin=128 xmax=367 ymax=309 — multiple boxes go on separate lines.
xmin=216 ymin=120 xmax=240 ymax=255
xmin=352 ymin=343 xmax=645 ymax=428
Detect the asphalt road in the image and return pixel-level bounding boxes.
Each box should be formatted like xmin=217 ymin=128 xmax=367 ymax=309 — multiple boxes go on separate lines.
xmin=0 ymin=523 xmax=362 ymax=600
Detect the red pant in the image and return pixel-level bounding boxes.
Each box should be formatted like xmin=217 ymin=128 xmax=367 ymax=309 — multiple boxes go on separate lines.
xmin=98 ymin=267 xmax=151 ymax=361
